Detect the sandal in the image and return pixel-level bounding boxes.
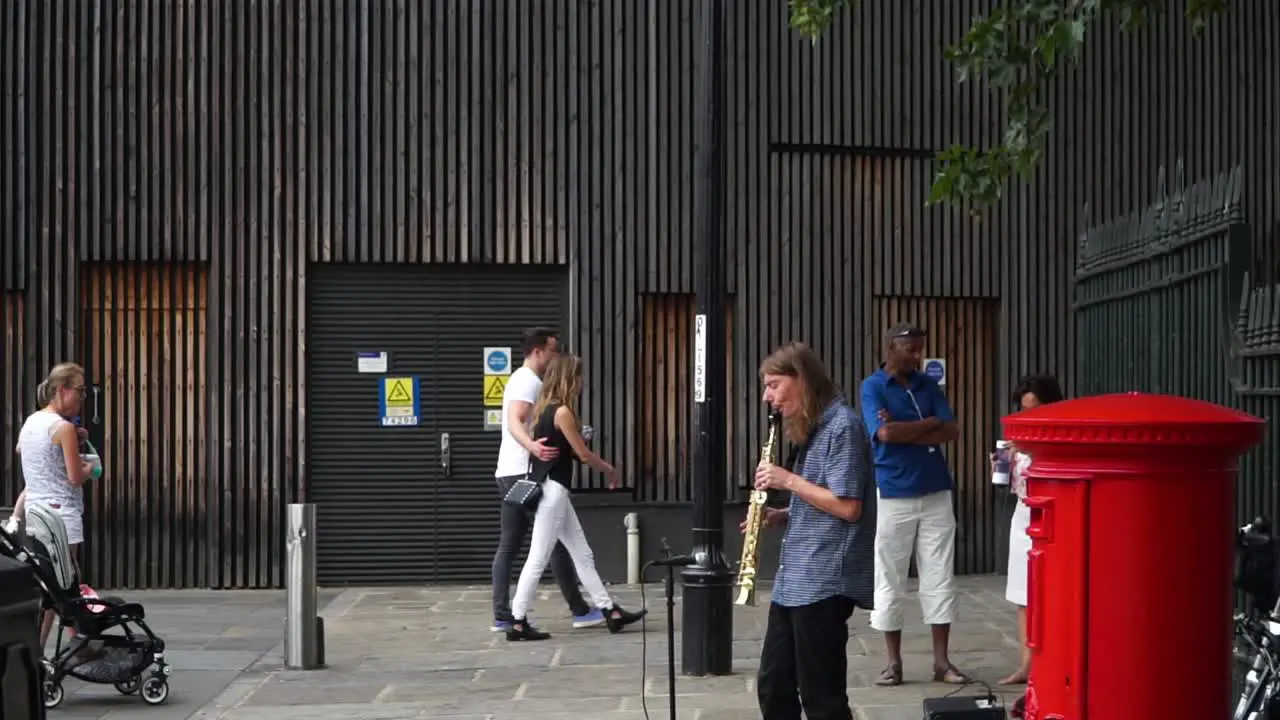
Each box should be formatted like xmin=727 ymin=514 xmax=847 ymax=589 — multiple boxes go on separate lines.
xmin=932 ymin=663 xmax=970 ymax=684
xmin=875 ymin=663 xmax=903 ymax=686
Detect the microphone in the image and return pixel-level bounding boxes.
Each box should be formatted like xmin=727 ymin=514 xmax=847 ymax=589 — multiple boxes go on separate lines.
xmin=649 ymin=538 xmax=697 ymax=568
xmin=650 ymin=554 xmax=697 ymax=568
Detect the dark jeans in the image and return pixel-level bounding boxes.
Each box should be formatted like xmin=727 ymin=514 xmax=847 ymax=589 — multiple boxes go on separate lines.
xmin=757 ymin=595 xmax=856 ymax=720
xmin=491 ymin=475 xmax=591 ymax=620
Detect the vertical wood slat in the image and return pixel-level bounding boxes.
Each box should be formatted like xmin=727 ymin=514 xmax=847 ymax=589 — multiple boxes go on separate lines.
xmin=871 ymin=296 xmax=1001 ymax=574
xmin=1 ymin=292 xmax=26 ymax=498
xmin=0 ymin=0 xmax=23 ymax=291
xmin=637 ymin=294 xmax=735 ymax=502
xmin=81 ymin=263 xmax=208 ymax=589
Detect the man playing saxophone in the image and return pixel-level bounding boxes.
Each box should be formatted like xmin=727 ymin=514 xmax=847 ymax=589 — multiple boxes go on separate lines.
xmin=747 ymin=342 xmax=877 ymax=720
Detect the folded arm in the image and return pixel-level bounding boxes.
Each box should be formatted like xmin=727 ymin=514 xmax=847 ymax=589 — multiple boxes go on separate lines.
xmin=878 ymin=417 xmax=943 ymax=444
xmin=860 ymin=381 xmax=958 ymax=446
xmin=913 ymin=423 xmax=959 ymax=444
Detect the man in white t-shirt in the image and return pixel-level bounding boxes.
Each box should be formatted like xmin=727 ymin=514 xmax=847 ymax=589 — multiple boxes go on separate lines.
xmin=490 ymin=327 xmax=605 ymax=631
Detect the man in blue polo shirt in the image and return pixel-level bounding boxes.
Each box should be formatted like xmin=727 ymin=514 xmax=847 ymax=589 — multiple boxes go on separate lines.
xmin=859 ymin=323 xmax=967 ymax=687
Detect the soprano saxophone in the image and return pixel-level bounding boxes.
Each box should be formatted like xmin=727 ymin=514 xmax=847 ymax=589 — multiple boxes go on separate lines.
xmin=734 ymin=410 xmax=782 ymax=607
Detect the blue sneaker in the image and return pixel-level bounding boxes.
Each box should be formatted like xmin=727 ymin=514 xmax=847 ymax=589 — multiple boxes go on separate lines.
xmin=572 ymin=608 xmax=606 ymax=629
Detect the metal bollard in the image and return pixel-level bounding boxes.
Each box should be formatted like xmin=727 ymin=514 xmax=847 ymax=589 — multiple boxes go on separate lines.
xmin=284 ymin=503 xmax=324 ymax=669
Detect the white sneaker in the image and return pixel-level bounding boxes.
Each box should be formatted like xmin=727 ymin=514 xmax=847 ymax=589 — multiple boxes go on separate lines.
xmin=2 ymin=516 xmax=18 ymax=535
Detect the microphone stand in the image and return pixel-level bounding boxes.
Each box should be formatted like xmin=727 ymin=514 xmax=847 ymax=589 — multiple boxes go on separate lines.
xmin=651 ymin=540 xmax=697 ymax=720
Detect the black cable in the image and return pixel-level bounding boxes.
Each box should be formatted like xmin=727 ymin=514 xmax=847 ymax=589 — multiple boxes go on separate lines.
xmin=638 ymin=542 xmax=696 ymax=720
xmin=639 ymin=560 xmax=653 ymax=720
xmin=933 ymin=674 xmax=1003 ymax=711
xmin=637 ymin=559 xmax=671 ymax=720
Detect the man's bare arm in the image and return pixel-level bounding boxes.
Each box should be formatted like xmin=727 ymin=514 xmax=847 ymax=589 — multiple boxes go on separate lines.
xmin=877 ymin=417 xmax=942 ymax=444
xmin=912 ymin=422 xmax=960 ymax=445
xmin=505 ymin=400 xmax=541 ymax=454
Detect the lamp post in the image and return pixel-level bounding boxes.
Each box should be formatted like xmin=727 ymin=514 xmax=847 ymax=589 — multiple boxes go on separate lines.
xmin=680 ymin=0 xmax=732 ymax=677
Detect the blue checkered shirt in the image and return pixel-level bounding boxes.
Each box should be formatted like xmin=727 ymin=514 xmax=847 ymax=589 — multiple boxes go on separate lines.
xmin=770 ymin=397 xmax=877 ymax=609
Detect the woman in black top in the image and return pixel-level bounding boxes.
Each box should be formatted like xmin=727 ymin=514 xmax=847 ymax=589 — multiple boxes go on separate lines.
xmin=507 ymin=353 xmax=646 ymax=641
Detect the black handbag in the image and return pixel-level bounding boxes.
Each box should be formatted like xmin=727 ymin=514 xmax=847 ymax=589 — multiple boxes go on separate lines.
xmin=502 ymin=462 xmax=544 ymax=510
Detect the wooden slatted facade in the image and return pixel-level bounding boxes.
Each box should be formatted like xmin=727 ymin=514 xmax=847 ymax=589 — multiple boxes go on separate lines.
xmin=1 ymin=0 xmax=1277 ymax=587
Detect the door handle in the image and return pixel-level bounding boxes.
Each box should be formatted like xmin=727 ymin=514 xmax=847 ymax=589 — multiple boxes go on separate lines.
xmin=440 ymin=432 xmax=451 ymax=477
xmin=90 ymin=385 xmax=102 ymax=424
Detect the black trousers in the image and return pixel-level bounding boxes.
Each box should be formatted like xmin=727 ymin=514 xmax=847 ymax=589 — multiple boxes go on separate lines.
xmin=757 ymin=595 xmax=856 ymax=720
xmin=490 ymin=475 xmax=590 ymax=620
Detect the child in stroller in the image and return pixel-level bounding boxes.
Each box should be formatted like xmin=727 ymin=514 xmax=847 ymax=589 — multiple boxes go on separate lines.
xmin=0 ymin=501 xmax=171 ymax=709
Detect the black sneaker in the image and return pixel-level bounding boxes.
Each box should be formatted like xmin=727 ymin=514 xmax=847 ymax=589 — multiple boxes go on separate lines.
xmin=605 ymin=605 xmax=646 ymax=634
xmin=506 ymin=619 xmax=551 ymax=642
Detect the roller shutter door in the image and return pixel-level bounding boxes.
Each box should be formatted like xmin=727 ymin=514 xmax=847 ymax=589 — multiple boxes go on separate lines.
xmin=308 ymin=264 xmax=568 ymax=585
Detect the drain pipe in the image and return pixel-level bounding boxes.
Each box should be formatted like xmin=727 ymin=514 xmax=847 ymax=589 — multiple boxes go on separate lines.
xmin=624 ymin=512 xmax=641 ymax=584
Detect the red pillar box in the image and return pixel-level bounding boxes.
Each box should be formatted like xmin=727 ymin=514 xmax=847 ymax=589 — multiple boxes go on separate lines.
xmin=1002 ymin=392 xmax=1264 ymax=720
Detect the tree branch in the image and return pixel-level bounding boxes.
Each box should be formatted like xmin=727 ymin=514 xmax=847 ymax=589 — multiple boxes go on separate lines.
xmin=786 ymin=0 xmax=1228 ymax=208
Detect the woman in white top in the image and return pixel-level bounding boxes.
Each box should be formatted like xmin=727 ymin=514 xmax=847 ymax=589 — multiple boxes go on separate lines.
xmin=14 ymin=363 xmax=100 ymax=649
xmin=994 ymin=374 xmax=1063 ymax=688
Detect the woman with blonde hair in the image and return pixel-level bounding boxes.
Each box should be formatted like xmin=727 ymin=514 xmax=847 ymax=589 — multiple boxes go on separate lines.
xmin=506 ymin=353 xmax=645 ymax=641
xmin=6 ymin=377 xmax=91 ymax=530
xmin=13 ymin=363 xmax=102 ymax=650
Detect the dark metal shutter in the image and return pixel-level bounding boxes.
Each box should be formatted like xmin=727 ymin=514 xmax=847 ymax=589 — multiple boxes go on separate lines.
xmin=308 ymin=266 xmax=439 ymax=584
xmin=429 ymin=266 xmax=568 ymax=582
xmin=308 ymin=264 xmax=567 ymax=585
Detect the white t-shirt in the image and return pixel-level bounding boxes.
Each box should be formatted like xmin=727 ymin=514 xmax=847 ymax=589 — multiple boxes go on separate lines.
xmin=494 ymin=366 xmax=542 ymax=477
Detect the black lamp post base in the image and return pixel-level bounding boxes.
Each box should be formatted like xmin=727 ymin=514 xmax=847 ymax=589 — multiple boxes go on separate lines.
xmin=679 ymin=559 xmax=735 ymax=677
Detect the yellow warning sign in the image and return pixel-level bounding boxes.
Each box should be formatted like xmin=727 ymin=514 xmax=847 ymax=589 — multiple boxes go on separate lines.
xmin=483 ymin=374 xmax=509 ymax=407
xmin=380 ymin=376 xmax=420 ymax=427
xmin=385 ymin=377 xmax=414 ymax=406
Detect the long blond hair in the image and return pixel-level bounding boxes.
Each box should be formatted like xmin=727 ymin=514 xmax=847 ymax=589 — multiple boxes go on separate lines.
xmin=37 ymin=362 xmax=85 ymax=411
xmin=759 ymin=342 xmax=837 ymax=444
xmin=531 ymin=353 xmax=583 ymax=428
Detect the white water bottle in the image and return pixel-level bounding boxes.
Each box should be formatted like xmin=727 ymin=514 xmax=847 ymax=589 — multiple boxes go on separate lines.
xmin=991 ymin=440 xmax=1011 ymax=486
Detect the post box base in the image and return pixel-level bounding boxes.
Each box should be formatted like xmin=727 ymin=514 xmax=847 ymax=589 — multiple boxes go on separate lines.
xmin=921 ymin=695 xmax=1007 ymax=719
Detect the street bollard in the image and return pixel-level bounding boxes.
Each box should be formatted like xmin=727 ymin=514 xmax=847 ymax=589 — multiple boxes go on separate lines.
xmin=284 ymin=503 xmax=325 ymax=670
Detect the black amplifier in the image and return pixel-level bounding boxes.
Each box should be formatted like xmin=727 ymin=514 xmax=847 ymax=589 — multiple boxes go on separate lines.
xmin=922 ymin=694 xmax=1007 ymax=719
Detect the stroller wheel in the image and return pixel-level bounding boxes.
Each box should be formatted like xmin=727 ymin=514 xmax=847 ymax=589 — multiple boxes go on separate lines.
xmin=43 ymin=680 xmax=65 ymax=709
xmin=141 ymin=677 xmax=169 ymax=705
xmin=115 ymin=676 xmax=141 ymax=695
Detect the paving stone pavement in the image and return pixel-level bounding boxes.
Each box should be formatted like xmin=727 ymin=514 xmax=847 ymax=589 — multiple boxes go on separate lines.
xmin=187 ymin=575 xmax=1025 ymax=720
xmin=43 ymin=588 xmax=340 ymax=720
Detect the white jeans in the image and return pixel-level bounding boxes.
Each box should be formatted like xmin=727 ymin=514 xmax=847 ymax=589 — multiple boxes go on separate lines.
xmin=870 ymin=489 xmax=957 ymax=631
xmin=510 ymin=479 xmax=613 ymax=620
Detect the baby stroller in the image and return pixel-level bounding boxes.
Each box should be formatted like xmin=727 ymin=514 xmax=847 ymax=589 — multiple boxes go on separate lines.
xmin=0 ymin=501 xmax=171 ymax=709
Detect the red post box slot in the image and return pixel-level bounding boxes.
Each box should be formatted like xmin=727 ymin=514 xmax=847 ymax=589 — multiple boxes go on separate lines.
xmin=1023 ymin=496 xmax=1054 ymax=541
xmin=1026 ymin=548 xmax=1045 ymax=651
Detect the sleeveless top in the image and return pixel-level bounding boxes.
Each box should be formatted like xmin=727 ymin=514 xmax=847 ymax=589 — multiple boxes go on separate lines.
xmin=530 ymin=403 xmax=577 ymax=485
xmin=17 ymin=409 xmax=82 ymax=512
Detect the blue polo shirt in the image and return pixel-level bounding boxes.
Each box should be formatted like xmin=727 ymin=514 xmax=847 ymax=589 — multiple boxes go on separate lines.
xmin=859 ymin=368 xmax=954 ymax=499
